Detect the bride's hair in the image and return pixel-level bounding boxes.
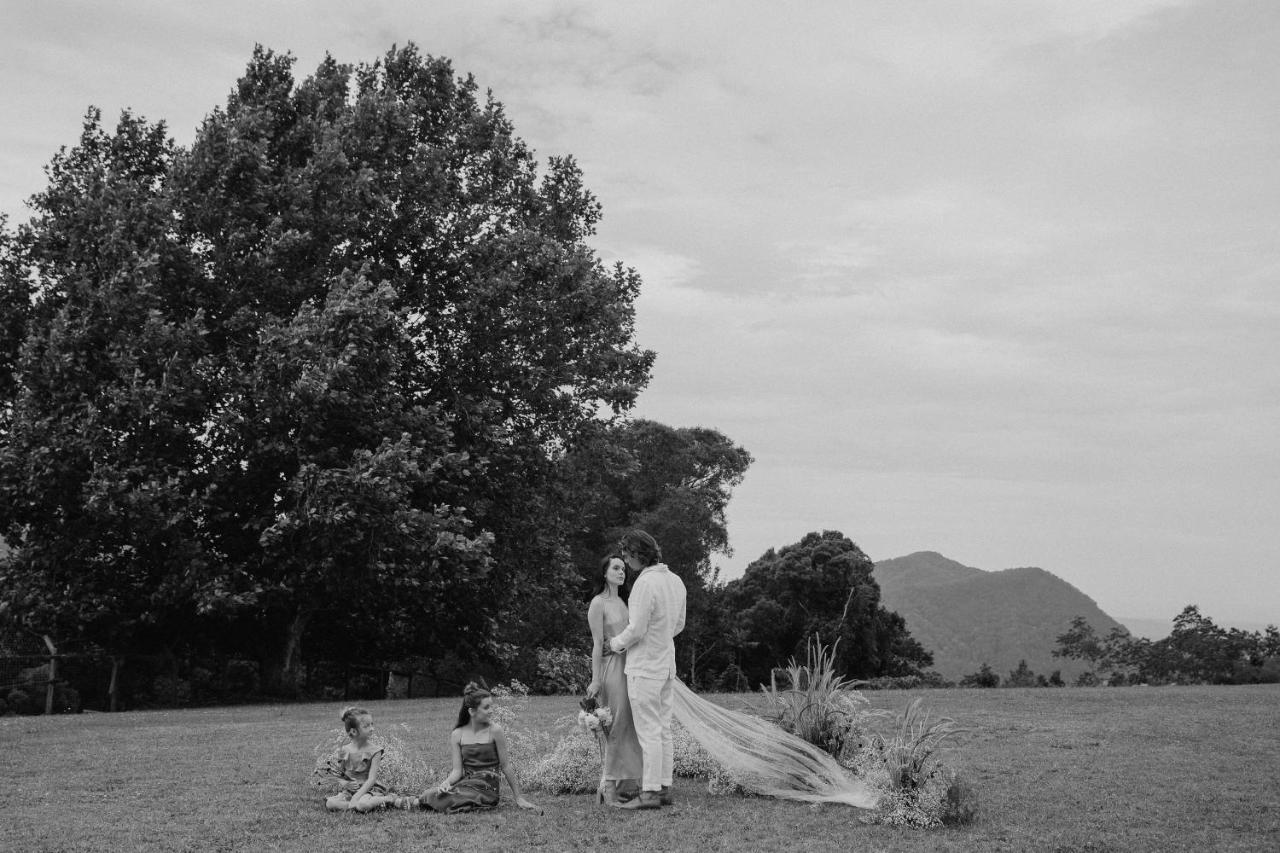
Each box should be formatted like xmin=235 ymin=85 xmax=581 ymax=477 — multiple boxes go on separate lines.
xmin=591 ymin=553 xmax=629 ymax=602
xmin=455 ymin=681 xmax=491 ymax=729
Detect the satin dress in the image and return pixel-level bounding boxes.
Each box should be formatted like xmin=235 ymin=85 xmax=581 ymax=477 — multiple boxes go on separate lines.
xmin=597 ymin=596 xmax=643 ymax=784
xmin=422 ymin=740 xmax=501 ymax=813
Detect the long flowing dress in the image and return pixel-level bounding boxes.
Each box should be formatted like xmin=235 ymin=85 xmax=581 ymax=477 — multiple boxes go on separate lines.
xmin=598 ymin=597 xmax=643 ymax=784
xmin=422 ymin=740 xmax=502 ymax=813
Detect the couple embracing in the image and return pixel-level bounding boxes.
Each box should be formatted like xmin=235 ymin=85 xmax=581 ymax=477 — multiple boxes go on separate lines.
xmin=586 ymin=529 xmax=686 ymax=811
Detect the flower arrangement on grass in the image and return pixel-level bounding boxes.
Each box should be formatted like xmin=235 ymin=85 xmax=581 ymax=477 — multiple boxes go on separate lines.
xmin=672 ymin=719 xmax=752 ymax=796
xmin=760 ymin=637 xmax=977 ymax=828
xmin=487 ymin=679 xmax=555 ymax=782
xmin=521 ymin=725 xmax=601 ymax=794
xmin=510 ymin=693 xmax=623 ymax=795
xmin=763 ymin=636 xmax=880 ymax=763
xmin=481 ymin=679 xmax=594 ymax=794
xmin=846 ymin=698 xmax=974 ymax=828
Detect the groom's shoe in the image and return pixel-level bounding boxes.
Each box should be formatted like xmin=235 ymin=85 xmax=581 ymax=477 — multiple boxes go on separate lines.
xmin=658 ymin=786 xmax=674 ymax=806
xmin=614 ymin=790 xmax=661 ymax=810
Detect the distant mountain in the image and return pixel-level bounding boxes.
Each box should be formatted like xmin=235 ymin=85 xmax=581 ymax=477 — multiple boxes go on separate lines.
xmin=873 ymin=551 xmax=1127 ymax=682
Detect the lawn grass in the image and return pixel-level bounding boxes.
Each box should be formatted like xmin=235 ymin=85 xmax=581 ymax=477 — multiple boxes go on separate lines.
xmin=8 ymin=684 xmax=1278 ymax=852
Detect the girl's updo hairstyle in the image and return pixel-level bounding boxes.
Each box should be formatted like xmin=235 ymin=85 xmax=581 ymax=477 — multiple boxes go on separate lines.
xmin=455 ymin=681 xmax=491 ymax=729
xmin=340 ymin=706 xmax=370 ymax=734
xmin=619 ymin=529 xmax=661 ymax=567
xmin=591 ymin=553 xmax=629 ymax=602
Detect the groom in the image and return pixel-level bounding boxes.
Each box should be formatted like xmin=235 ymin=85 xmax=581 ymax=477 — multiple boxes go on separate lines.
xmin=608 ymin=529 xmax=687 ymax=811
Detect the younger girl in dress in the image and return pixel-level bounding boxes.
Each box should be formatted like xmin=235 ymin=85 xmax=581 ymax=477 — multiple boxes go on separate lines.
xmin=324 ymin=706 xmax=415 ymax=811
xmin=420 ymin=683 xmax=541 ymax=814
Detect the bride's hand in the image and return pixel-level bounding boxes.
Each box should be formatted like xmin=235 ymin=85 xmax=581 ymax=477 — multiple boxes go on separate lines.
xmin=586 ymin=680 xmax=600 ymax=698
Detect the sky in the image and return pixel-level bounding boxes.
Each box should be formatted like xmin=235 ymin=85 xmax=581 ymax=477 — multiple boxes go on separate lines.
xmin=2 ymin=1 xmax=1277 ymax=627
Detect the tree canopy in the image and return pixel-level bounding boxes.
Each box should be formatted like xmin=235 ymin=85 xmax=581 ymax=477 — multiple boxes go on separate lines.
xmin=717 ymin=530 xmax=933 ymax=686
xmin=1054 ymin=607 xmax=1280 ymax=686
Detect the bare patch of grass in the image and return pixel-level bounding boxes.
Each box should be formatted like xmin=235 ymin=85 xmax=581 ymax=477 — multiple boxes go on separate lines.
xmin=3 ymin=685 xmax=1278 ymax=851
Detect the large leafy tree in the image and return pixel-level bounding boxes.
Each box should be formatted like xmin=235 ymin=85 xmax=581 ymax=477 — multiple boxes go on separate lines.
xmin=0 ymin=217 xmax=30 ymax=405
xmin=0 ymin=112 xmax=209 ymax=660
xmin=0 ymin=45 xmax=654 ymax=693
xmin=718 ymin=530 xmax=933 ymax=685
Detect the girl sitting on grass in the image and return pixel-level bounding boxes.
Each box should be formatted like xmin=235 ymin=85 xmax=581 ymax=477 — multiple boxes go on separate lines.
xmin=322 ymin=706 xmax=417 ymax=812
xmin=420 ymin=682 xmax=541 ymax=814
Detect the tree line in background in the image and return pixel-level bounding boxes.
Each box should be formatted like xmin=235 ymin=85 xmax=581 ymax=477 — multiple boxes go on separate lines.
xmin=0 ymin=45 xmax=930 ymax=711
xmin=939 ymin=608 xmax=1280 ymax=690
xmin=945 ymin=607 xmax=1280 ymax=690
xmin=1051 ymin=607 xmax=1280 ymax=686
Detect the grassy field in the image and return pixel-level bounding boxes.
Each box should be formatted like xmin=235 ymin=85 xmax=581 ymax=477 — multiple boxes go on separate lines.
xmin=7 ymin=684 xmax=1278 ymax=852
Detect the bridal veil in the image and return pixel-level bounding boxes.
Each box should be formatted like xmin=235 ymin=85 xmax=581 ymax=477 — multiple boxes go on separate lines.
xmin=670 ymin=679 xmax=878 ymax=809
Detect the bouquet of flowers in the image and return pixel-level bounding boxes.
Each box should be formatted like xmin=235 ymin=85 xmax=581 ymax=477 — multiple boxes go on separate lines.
xmin=578 ymin=695 xmax=614 ymax=737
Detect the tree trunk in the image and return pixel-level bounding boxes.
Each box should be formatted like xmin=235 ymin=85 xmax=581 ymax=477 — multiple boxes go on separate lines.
xmin=41 ymin=636 xmax=58 ymax=715
xmin=259 ymin=608 xmax=311 ymax=696
xmin=108 ymin=656 xmax=123 ymax=712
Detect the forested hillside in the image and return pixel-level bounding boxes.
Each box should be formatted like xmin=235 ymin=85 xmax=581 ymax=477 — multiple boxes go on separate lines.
xmin=874 ymin=551 xmax=1127 ymax=681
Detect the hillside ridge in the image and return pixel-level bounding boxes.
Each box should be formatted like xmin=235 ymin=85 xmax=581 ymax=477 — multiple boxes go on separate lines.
xmin=873 ymin=551 xmax=1126 ymax=681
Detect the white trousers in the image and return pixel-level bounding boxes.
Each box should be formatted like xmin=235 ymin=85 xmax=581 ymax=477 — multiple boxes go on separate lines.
xmin=627 ymin=674 xmax=674 ymax=792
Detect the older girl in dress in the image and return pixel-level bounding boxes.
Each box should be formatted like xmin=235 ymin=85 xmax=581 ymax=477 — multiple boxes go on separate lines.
xmin=420 ymin=683 xmax=541 ymax=814
xmin=585 ymin=554 xmax=643 ymax=804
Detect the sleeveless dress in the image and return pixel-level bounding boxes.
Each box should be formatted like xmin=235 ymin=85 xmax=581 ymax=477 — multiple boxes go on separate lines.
xmin=598 ymin=597 xmax=643 ymax=784
xmin=422 ymin=740 xmax=501 ymax=813
xmin=323 ymin=745 xmax=389 ymax=799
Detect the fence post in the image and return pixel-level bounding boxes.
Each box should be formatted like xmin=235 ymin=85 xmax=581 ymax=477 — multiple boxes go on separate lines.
xmin=42 ymin=635 xmax=57 ymax=715
xmin=109 ymin=657 xmax=122 ymax=712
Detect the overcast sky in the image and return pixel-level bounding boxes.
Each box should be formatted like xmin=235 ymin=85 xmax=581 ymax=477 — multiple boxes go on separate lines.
xmin=3 ymin=1 xmax=1277 ymax=627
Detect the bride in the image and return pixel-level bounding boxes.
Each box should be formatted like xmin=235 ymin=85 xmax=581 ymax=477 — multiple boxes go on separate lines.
xmin=584 ymin=554 xmax=642 ymax=804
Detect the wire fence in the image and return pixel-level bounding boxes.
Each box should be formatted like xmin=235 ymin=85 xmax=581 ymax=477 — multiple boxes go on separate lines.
xmin=0 ymin=635 xmax=76 ymax=714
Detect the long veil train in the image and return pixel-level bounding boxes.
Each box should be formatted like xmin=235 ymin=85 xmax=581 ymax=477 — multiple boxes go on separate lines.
xmin=670 ymin=679 xmax=878 ymax=809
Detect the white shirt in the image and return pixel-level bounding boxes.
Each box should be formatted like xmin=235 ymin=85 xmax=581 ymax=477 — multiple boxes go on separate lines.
xmin=609 ymin=563 xmax=687 ymax=679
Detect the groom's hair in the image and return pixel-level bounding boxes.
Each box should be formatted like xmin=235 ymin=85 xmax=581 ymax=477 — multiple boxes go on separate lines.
xmin=620 ymin=530 xmax=661 ymax=567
